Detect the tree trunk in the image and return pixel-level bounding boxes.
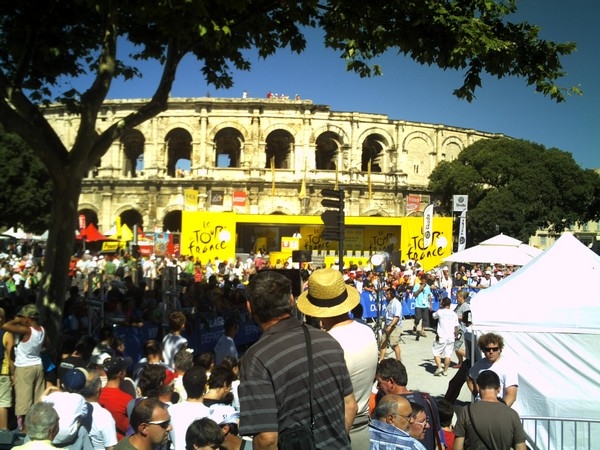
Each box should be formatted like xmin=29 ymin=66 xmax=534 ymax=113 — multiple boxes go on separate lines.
xmin=36 ymin=171 xmax=83 ymax=348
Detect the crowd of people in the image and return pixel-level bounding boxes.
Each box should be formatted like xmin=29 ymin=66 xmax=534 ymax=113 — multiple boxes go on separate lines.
xmin=0 ymin=238 xmax=526 ymax=449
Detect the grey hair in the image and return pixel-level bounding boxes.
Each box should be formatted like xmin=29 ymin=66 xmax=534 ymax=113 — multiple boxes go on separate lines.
xmin=373 ymin=395 xmax=403 ymax=420
xmin=26 ymin=402 xmax=59 ymax=440
xmin=79 ymin=368 xmax=102 ymax=399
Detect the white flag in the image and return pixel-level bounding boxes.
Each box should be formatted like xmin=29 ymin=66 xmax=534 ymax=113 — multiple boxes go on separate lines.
xmin=423 ymin=204 xmax=434 ymax=248
xmin=458 ymin=210 xmax=467 ymax=251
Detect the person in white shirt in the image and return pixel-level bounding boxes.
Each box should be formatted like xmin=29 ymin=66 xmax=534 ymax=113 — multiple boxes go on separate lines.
xmin=298 ymin=268 xmax=377 ymax=450
xmin=432 ymin=298 xmax=459 ymax=377
xmin=80 ymin=369 xmax=118 ymax=450
xmin=168 ymin=367 xmax=210 ymax=450
xmin=438 ymin=266 xmax=453 ymax=293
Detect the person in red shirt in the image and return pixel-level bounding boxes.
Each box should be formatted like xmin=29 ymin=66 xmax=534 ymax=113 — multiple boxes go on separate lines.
xmin=98 ymin=356 xmax=133 ymax=440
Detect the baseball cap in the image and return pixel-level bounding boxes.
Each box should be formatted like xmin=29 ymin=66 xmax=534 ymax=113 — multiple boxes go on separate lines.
xmin=164 ymin=369 xmax=176 ymax=387
xmin=208 ymin=404 xmax=239 ymax=425
xmin=17 ymin=304 xmax=40 ymax=319
xmin=62 ymin=368 xmax=88 ymax=392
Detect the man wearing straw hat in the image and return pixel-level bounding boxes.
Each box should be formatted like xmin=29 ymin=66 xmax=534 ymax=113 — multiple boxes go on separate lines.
xmin=298 ymin=268 xmax=378 ymax=450
xmin=239 ymin=270 xmax=357 ymax=449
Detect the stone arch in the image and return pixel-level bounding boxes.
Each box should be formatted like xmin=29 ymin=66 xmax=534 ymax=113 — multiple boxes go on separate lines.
xmin=164 ymin=127 xmax=193 ymax=177
xmin=315 ymin=131 xmax=344 ymax=170
xmin=207 ymin=121 xmax=250 ymax=142
xmin=402 ymin=131 xmax=435 ymax=176
xmin=264 ymin=207 xmax=294 ymax=215
xmin=441 ymin=136 xmax=465 ymax=161
xmin=118 ymin=208 xmax=145 ymax=231
xmin=264 ymin=128 xmax=295 ymax=169
xmin=213 ymin=127 xmax=245 ymax=168
xmin=309 ymin=124 xmax=349 ymax=146
xmin=120 ymin=129 xmax=145 ymax=178
xmin=362 ymin=209 xmax=391 ymax=217
xmin=162 ymin=209 xmax=183 ymax=232
xmin=358 ymin=129 xmax=394 ymax=172
xmin=77 ymin=207 xmax=100 ymax=228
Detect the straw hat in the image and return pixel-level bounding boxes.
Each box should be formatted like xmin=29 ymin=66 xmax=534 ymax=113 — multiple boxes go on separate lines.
xmin=297 ymin=268 xmax=360 ymax=318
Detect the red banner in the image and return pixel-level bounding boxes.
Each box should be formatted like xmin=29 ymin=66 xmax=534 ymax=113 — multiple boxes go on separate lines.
xmin=406 ymin=194 xmax=421 ymax=212
xmin=233 ymin=191 xmax=247 ymax=208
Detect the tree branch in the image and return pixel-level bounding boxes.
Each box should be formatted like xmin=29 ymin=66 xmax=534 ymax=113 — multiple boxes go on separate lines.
xmin=89 ymin=38 xmax=184 ymax=163
xmin=0 ymin=74 xmax=69 ymax=176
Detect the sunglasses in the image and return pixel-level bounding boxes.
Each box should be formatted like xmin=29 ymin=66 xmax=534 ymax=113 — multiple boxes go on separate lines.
xmin=483 ymin=347 xmax=500 ymax=352
xmin=148 ymin=420 xmax=171 ymax=429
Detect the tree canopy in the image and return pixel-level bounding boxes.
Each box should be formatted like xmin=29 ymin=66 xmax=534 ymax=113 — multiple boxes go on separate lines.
xmin=428 ymin=138 xmax=600 ymax=244
xmin=0 ymin=125 xmax=52 ymax=233
xmin=0 ymin=0 xmax=582 ymax=343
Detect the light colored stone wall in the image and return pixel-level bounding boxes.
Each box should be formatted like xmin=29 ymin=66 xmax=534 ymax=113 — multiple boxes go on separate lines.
xmin=44 ymin=97 xmax=502 ymax=231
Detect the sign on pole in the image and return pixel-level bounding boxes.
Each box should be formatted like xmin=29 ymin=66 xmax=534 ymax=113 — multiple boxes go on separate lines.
xmin=453 ymin=195 xmax=468 ymax=212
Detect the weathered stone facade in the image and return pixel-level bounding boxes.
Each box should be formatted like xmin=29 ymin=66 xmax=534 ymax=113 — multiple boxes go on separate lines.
xmin=44 ymin=97 xmax=502 ymax=234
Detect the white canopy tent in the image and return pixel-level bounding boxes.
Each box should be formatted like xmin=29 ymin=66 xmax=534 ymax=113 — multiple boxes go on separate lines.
xmin=470 ymin=233 xmax=600 ymax=449
xmin=443 ymin=233 xmax=542 ymax=266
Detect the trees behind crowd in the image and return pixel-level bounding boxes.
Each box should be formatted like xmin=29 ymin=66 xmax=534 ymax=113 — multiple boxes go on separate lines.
xmin=0 ymin=0 xmax=581 ymax=343
xmin=429 ymin=137 xmax=600 ymax=246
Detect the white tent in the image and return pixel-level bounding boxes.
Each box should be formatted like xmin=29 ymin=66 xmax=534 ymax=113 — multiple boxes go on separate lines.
xmin=443 ymin=233 xmax=542 ymax=266
xmin=470 ymin=233 xmax=600 ymax=449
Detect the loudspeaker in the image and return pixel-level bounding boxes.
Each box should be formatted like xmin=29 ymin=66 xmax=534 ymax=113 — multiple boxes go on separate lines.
xmin=291 ymin=250 xmax=312 ymax=263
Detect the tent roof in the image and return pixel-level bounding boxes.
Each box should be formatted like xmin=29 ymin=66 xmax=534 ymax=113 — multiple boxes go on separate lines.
xmin=471 ymin=233 xmax=600 ymax=333
xmin=443 ymin=233 xmax=542 ymax=266
xmin=75 ymin=223 xmax=111 ymax=242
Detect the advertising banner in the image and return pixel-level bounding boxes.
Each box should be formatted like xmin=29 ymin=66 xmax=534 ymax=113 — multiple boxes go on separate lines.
xmin=184 ymin=189 xmax=198 ymax=211
xmin=401 ymin=217 xmax=452 ymax=269
xmin=458 ymin=210 xmax=467 ymax=251
xmin=181 ymin=211 xmax=236 ymax=263
xmin=232 ymin=191 xmax=247 ymax=212
xmin=423 ymin=204 xmax=434 ymax=248
xmin=453 ymin=195 xmax=469 ymax=212
xmin=406 ymin=194 xmax=421 ymax=212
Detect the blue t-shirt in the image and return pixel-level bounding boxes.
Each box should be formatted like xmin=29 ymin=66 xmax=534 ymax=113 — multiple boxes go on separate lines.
xmin=412 ymin=283 xmax=432 ymax=308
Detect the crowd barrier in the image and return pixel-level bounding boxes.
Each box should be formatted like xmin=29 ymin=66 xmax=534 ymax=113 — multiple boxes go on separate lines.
xmin=116 ymin=286 xmax=482 ymax=361
xmin=359 ymin=286 xmax=481 ymax=320
xmin=117 ymin=311 xmax=262 ymax=362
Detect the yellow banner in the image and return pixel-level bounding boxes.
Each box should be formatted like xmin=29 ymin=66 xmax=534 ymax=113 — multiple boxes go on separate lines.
xmin=401 ymin=217 xmax=452 ymax=270
xmin=101 ymin=241 xmax=122 ymax=252
xmin=181 ymin=211 xmax=236 ymax=264
xmin=184 ymin=189 xmax=199 ymax=211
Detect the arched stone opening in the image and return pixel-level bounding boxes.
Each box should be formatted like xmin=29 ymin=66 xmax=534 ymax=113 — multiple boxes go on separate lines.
xmin=361 ymin=134 xmax=388 ymax=172
xmin=77 ymin=208 xmax=99 ymax=229
xmin=315 ymin=131 xmax=342 ymax=170
xmin=165 ymin=128 xmax=192 ymax=177
xmin=121 ymin=129 xmax=145 ymax=177
xmin=120 ymin=209 xmax=144 ymax=232
xmin=214 ymin=128 xmax=244 ymax=168
xmin=265 ymin=129 xmax=294 ymax=169
xmin=163 ymin=210 xmax=182 ymax=232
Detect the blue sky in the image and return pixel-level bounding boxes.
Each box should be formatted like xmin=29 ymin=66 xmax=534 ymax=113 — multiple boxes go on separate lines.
xmin=105 ymin=0 xmax=599 ymax=169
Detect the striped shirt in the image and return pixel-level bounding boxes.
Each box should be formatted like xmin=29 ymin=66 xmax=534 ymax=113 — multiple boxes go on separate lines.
xmin=369 ymin=420 xmax=427 ymax=450
xmin=239 ymin=317 xmax=353 ymax=449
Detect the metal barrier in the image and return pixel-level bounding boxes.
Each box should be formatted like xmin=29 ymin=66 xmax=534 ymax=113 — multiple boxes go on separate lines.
xmin=521 ymin=416 xmax=600 ymax=450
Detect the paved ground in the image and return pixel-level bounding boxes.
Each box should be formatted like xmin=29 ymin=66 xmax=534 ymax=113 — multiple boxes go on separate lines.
xmin=379 ymin=317 xmax=472 ymax=406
